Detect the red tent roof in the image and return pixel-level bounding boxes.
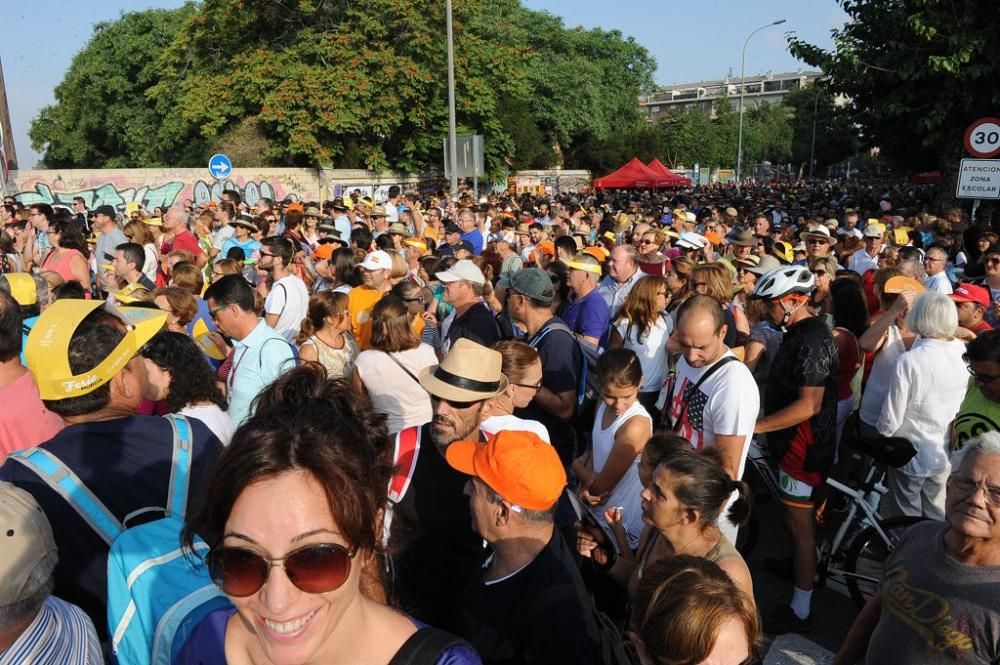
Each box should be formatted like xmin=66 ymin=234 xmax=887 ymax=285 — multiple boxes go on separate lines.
xmin=593 ymin=158 xmax=662 ymax=190
xmin=647 ymin=159 xmax=692 ymax=186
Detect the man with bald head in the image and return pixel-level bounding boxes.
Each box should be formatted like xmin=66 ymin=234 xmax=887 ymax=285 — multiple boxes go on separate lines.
xmin=666 ymin=295 xmax=759 ymax=543
xmin=159 ymin=207 xmax=206 ymax=272
xmin=598 ymin=244 xmax=642 ymax=317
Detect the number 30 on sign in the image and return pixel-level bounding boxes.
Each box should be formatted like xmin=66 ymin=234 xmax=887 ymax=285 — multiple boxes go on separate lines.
xmin=964 ymin=118 xmax=1000 ymax=158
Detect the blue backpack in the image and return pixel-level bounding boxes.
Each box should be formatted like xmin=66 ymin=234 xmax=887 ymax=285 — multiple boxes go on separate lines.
xmin=9 ymin=415 xmax=229 ymax=665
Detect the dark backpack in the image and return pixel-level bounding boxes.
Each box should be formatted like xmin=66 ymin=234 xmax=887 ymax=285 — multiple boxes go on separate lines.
xmin=387 ymin=626 xmax=472 ymax=665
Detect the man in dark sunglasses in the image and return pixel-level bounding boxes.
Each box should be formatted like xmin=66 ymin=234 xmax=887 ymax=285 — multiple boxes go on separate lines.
xmin=389 ymin=339 xmax=508 ymax=628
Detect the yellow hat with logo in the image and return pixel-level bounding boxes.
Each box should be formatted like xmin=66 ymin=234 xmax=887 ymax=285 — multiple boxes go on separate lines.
xmin=25 ymin=300 xmax=166 ymax=400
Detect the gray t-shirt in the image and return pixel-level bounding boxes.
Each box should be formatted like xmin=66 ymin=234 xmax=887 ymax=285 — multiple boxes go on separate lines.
xmin=866 ymin=521 xmax=1000 ymax=664
xmin=96 ymin=227 xmax=128 ymax=266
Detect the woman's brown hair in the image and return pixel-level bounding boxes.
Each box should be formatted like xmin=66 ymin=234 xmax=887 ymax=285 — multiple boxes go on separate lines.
xmin=596 ymin=347 xmax=642 ymax=388
xmin=297 ymin=291 xmax=348 ymax=346
xmin=691 ymin=262 xmax=735 ymax=305
xmin=171 ymin=262 xmax=205 ymax=296
xmin=493 ymin=340 xmax=539 ymax=385
xmin=213 ymin=258 xmax=242 ymax=278
xmin=634 ymin=555 xmax=760 ymax=665
xmin=152 ymin=286 xmax=198 ymax=326
xmin=369 ymin=295 xmax=419 ymax=353
xmin=616 ymin=275 xmax=668 ymax=341
xmin=183 ymin=363 xmax=393 ymax=558
xmin=123 ymin=220 xmax=155 ymax=246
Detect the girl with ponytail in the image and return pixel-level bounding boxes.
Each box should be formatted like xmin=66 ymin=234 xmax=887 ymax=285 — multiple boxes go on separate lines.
xmin=297 ymin=291 xmax=359 ymax=379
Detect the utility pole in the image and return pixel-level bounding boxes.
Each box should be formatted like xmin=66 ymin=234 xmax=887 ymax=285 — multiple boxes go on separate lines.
xmin=446 ymin=0 xmax=459 ymax=201
xmin=0 ymin=56 xmax=18 ymax=174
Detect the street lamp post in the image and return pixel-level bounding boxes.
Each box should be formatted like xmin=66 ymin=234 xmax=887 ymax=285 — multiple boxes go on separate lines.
xmin=809 ymin=86 xmax=821 ymax=178
xmin=446 ymin=0 xmax=458 ymax=201
xmin=735 ymin=19 xmax=786 ymax=189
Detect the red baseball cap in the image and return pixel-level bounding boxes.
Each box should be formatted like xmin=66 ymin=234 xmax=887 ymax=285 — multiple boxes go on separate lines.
xmin=951 ymin=283 xmax=990 ymax=308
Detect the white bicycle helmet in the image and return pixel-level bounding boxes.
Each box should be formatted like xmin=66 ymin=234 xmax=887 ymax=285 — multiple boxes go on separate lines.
xmin=750 ymin=265 xmax=815 ymax=301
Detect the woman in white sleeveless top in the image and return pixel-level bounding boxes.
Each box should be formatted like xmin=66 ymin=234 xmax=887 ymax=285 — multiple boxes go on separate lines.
xmin=572 ymin=349 xmax=652 ymax=550
xmin=297 ymin=291 xmax=359 ymax=380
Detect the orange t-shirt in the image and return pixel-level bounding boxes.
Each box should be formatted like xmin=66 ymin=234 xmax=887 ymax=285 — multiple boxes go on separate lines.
xmin=348 ymin=285 xmax=384 ymax=350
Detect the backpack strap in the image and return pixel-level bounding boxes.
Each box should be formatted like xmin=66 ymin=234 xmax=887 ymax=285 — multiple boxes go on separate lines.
xmin=387 ymin=627 xmax=468 ymax=665
xmin=387 ymin=426 xmax=421 ymax=504
xmin=164 ymin=414 xmax=194 ymax=518
xmin=8 ymin=448 xmax=122 ymax=545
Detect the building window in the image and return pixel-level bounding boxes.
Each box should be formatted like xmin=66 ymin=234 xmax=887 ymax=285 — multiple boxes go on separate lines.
xmin=763 ymin=80 xmax=782 ymax=93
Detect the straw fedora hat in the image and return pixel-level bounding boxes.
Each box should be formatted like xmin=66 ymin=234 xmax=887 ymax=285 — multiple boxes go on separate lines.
xmin=418 ymin=338 xmax=508 ymax=402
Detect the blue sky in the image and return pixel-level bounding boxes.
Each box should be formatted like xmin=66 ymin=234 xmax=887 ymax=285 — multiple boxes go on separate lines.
xmin=2 ymin=0 xmax=847 ymax=168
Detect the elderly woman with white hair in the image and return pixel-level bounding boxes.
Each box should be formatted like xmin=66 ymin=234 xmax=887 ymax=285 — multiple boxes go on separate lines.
xmin=877 ymin=291 xmax=969 ymax=519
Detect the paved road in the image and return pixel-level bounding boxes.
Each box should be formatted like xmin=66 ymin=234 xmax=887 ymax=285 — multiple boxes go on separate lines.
xmin=743 ymin=469 xmax=861 ymax=660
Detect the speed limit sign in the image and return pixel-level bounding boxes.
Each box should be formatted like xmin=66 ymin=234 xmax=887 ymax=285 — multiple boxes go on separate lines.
xmin=964 ymin=117 xmax=1000 ymax=158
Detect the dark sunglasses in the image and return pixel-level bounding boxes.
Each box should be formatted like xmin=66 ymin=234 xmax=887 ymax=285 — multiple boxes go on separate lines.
xmin=813 ymin=270 xmax=827 ymax=277
xmin=207 ymin=543 xmax=356 ymax=597
xmin=986 ymin=257 xmax=1000 ymax=266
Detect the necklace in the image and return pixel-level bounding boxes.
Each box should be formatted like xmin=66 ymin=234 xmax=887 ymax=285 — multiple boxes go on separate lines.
xmin=315 ymin=328 xmax=345 ymax=350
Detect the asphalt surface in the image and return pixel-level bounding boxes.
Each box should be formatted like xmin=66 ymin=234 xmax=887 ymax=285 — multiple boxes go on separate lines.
xmin=742 ymin=466 xmax=861 ymax=658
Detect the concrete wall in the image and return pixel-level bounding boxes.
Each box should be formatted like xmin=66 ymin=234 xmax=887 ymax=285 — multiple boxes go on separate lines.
xmin=2 ymin=167 xmax=591 ymax=209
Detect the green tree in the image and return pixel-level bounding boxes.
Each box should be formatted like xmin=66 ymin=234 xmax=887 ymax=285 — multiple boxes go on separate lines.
xmin=782 ymin=85 xmax=857 ymax=174
xmin=787 ymin=0 xmax=1000 ymax=180
xmin=29 ymin=5 xmax=203 ymax=168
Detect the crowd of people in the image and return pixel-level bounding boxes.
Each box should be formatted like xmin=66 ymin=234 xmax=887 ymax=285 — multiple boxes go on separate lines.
xmin=0 ymin=179 xmax=999 ymax=664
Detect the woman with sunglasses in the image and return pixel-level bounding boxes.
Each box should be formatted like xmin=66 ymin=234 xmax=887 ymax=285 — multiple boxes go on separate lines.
xmin=637 ymin=229 xmax=667 ymax=263
xmin=808 ymin=255 xmax=838 ymax=323
xmin=546 ymin=260 xmax=570 ymax=318
xmin=480 ymin=340 xmax=550 ymax=443
xmin=178 ymin=364 xmax=480 ymax=664
xmin=40 ymin=219 xmax=92 ymax=297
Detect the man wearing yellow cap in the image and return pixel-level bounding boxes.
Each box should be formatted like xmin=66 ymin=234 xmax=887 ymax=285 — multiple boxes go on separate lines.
xmin=448 ymin=430 xmax=601 ymax=664
xmin=0 ymin=300 xmax=223 ymax=639
xmin=563 ymin=253 xmax=610 ymax=346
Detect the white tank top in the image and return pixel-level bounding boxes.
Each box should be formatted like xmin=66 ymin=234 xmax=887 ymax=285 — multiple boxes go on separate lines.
xmin=590 ymin=400 xmax=651 ymax=550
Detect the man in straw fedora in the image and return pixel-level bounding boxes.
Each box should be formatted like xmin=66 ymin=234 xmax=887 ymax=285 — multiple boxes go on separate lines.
xmin=388 ymin=338 xmax=508 ymax=629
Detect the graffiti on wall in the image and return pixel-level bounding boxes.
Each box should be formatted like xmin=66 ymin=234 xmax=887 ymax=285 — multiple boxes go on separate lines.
xmin=11 ymin=178 xmax=288 ymax=211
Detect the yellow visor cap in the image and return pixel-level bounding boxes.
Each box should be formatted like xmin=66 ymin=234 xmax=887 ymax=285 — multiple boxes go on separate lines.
xmin=26 ymin=300 xmax=166 ymax=400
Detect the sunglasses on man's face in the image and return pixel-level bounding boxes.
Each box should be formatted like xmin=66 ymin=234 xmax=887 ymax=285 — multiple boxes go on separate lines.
xmin=207 ymin=543 xmax=356 ymax=597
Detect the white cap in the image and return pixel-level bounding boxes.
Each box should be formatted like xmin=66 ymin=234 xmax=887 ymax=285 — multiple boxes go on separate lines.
xmin=863 ymin=225 xmax=884 ymax=238
xmin=436 ymin=259 xmax=486 ymax=286
xmin=684 ymin=211 xmax=697 ymax=223
xmin=360 ymin=250 xmax=393 ymax=271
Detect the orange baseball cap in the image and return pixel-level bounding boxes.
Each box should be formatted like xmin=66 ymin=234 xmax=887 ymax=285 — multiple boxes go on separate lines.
xmin=582 ymin=246 xmax=609 ymax=262
xmin=883 ymin=275 xmax=925 ymax=294
xmin=312 ymin=244 xmax=335 ymax=261
xmin=445 ymin=430 xmax=567 ymax=511
xmin=535 ymin=240 xmax=555 ymax=256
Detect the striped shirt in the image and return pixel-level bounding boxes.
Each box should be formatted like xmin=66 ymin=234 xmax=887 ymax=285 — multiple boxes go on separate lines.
xmin=0 ymin=596 xmax=102 ymax=665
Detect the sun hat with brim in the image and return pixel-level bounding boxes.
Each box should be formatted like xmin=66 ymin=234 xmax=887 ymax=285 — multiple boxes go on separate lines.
xmin=26 ymin=300 xmax=166 ymax=401
xmin=5 ymin=273 xmax=38 ymax=306
xmin=734 ymin=255 xmax=761 ymax=269
xmin=727 ymin=227 xmax=755 ymax=247
xmin=418 ymin=338 xmax=508 ymax=403
xmin=436 ymin=259 xmax=485 ymax=286
xmin=863 ymin=224 xmax=885 ymax=238
xmin=445 ymin=430 xmax=567 ymax=511
xmin=232 ymin=215 xmax=257 ymax=230
xmin=388 ymin=223 xmax=409 ymax=236
xmin=746 ymin=255 xmax=781 ymax=276
xmin=317 ymin=223 xmax=342 ymax=236
xmin=303 ymin=207 xmax=323 ymax=218
xmin=799 ymin=225 xmax=838 ymax=246
xmin=371 ymin=205 xmax=387 ymax=218
xmin=883 ymin=275 xmax=926 ymax=294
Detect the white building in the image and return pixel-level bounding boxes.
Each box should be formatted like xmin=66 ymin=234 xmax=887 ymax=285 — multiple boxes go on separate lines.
xmin=640 ymin=70 xmax=823 ymax=121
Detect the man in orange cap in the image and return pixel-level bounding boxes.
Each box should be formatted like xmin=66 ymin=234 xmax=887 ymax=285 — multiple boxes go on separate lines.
xmin=447 ymin=430 xmax=600 ymax=664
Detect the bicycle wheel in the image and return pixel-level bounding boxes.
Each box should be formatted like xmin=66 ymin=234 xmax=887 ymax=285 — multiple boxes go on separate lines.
xmin=843 ymin=516 xmax=925 ymax=608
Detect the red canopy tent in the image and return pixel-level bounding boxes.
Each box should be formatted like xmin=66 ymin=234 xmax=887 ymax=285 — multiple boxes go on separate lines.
xmin=647 ymin=159 xmax=692 ymax=187
xmin=593 ymin=157 xmax=662 ymax=190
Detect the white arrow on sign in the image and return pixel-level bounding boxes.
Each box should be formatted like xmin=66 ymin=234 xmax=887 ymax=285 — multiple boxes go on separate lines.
xmin=211 ymin=162 xmax=231 ymax=177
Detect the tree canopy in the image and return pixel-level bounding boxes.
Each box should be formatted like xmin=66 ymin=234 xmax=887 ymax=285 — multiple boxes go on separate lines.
xmin=31 ymin=0 xmax=656 ymax=178
xmin=787 ymin=0 xmax=1000 ymax=173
